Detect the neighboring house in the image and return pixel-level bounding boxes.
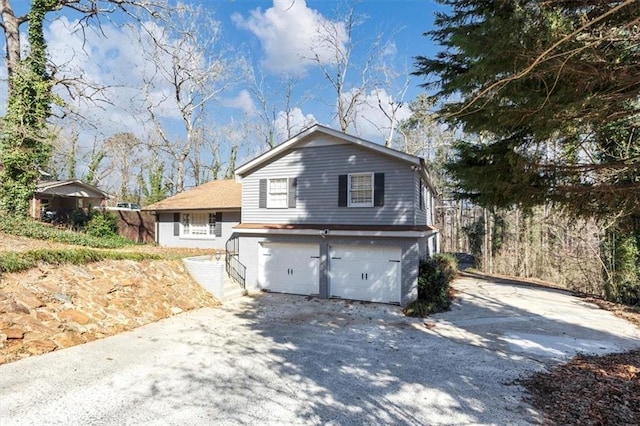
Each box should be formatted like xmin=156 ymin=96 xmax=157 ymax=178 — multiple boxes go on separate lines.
xmin=29 ymin=180 xmax=109 ymax=220
xmin=231 ymin=124 xmax=439 ymax=306
xmin=143 ymin=179 xmax=241 ymax=249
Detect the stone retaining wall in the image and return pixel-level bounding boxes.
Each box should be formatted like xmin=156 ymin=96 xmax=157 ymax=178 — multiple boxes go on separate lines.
xmin=0 ymin=259 xmax=220 ymax=365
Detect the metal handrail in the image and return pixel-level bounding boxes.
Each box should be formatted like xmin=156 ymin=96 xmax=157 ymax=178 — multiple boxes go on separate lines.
xmin=225 ymin=235 xmax=246 ymax=289
xmin=225 ymin=253 xmax=246 ymax=289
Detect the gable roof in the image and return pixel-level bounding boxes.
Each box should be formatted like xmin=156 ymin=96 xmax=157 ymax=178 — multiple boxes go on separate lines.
xmin=143 ymin=179 xmax=241 ymax=212
xmin=35 ymin=180 xmax=109 ymax=198
xmin=234 ymin=124 xmax=438 ymax=195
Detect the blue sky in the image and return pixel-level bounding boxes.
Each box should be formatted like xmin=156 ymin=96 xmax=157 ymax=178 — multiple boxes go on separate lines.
xmin=216 ymin=0 xmax=444 ymax=123
xmin=1 ymin=0 xmax=447 ymax=189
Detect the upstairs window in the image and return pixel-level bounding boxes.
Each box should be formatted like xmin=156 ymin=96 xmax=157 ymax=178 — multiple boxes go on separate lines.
xmin=267 ymin=178 xmax=288 ymax=208
xmin=338 ymin=173 xmax=384 ymax=207
xmin=258 ymin=178 xmax=297 ymax=209
xmin=348 ymin=173 xmax=373 ymax=207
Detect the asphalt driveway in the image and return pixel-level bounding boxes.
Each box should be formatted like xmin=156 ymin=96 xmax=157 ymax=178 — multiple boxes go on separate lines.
xmin=1 ymin=276 xmax=639 ymax=425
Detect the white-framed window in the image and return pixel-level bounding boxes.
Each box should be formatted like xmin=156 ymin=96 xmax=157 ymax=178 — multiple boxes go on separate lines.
xmin=181 ymin=212 xmax=216 ymax=238
xmin=348 ymin=173 xmax=373 ymax=207
xmin=267 ymin=178 xmax=288 ymax=208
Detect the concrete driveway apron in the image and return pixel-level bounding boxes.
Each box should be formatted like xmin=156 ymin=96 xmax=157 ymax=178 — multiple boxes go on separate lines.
xmin=1 ymin=276 xmax=639 ymax=425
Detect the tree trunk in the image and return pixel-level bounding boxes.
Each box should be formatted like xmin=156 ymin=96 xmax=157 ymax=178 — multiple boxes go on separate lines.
xmin=0 ymin=0 xmax=22 ymax=87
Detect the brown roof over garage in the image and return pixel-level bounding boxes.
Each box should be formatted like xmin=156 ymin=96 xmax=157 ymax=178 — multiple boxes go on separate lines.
xmin=143 ymin=179 xmax=241 ymax=212
xmin=234 ymin=223 xmax=437 ymax=232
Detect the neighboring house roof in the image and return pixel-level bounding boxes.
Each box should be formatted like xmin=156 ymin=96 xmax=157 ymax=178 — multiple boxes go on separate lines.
xmin=234 ymin=124 xmax=439 ymax=195
xmin=143 ymin=179 xmax=241 ymax=212
xmin=35 ymin=180 xmax=109 ymax=199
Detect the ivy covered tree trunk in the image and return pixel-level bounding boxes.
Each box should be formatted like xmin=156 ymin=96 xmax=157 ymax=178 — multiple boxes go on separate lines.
xmin=0 ymin=0 xmax=56 ymax=215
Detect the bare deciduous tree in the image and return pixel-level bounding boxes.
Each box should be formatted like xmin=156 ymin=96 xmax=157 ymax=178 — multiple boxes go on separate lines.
xmin=0 ymin=0 xmax=167 ymax=90
xmin=308 ymin=5 xmax=373 ymax=132
xmin=139 ymin=2 xmax=235 ymax=193
xmin=103 ymin=132 xmax=142 ymax=200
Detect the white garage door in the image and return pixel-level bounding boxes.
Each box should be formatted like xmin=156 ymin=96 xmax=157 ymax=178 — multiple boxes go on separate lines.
xmin=329 ymin=245 xmax=401 ymax=303
xmin=259 ymin=242 xmax=320 ymax=295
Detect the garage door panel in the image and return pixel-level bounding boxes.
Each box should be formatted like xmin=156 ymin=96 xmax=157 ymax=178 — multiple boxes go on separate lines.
xmin=259 ymin=243 xmax=319 ymax=295
xmin=329 ymin=245 xmax=401 ymax=303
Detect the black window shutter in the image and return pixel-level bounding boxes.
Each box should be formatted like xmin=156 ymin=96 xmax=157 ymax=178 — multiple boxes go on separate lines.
xmin=259 ymin=179 xmax=267 ymax=208
xmin=338 ymin=174 xmax=347 ymax=207
xmin=215 ymin=212 xmax=223 ymax=237
xmin=288 ymin=178 xmax=297 ymax=208
xmin=173 ymin=213 xmax=180 ymax=236
xmin=419 ymin=180 xmax=424 ymax=210
xmin=374 ymin=173 xmax=385 ymax=207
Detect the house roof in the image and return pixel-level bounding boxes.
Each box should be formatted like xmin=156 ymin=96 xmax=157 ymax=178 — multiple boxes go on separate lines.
xmin=143 ymin=179 xmax=241 ymax=212
xmin=234 ymin=124 xmax=438 ymax=195
xmin=35 ymin=180 xmax=109 ymax=198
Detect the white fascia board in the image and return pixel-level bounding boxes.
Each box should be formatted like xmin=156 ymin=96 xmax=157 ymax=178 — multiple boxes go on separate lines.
xmin=235 ymin=125 xmax=319 ymax=176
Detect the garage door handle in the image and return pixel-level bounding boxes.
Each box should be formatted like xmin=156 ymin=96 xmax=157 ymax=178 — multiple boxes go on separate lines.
xmin=389 ymin=260 xmax=400 ymax=263
xmin=310 ymin=256 xmax=320 ymax=259
xmin=331 ymin=257 xmax=341 ymax=260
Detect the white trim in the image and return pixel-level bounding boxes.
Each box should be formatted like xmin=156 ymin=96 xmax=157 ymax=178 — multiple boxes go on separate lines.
xmin=233 ymin=227 xmax=436 ymax=238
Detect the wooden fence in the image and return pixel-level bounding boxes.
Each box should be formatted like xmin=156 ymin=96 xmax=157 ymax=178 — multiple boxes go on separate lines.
xmin=113 ymin=210 xmax=155 ymax=244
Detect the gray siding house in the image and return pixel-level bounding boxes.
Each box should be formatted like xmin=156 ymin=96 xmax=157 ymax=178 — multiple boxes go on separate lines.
xmin=231 ymin=125 xmax=439 ymax=306
xmin=144 ymin=179 xmax=241 ymax=250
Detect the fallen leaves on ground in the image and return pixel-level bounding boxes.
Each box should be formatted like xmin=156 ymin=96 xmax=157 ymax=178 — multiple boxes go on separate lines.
xmin=521 ymin=350 xmax=640 ymax=425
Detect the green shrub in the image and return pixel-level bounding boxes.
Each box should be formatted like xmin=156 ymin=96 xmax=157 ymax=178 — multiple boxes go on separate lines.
xmin=403 ymin=299 xmax=441 ymax=317
xmin=0 ymin=251 xmax=34 ymax=273
xmin=0 ymin=215 xmax=132 ymax=248
xmin=405 ymin=253 xmax=459 ymax=317
xmin=85 ymin=211 xmax=119 ymax=238
xmin=70 ymin=208 xmax=91 ymax=230
xmin=0 ymin=248 xmax=161 ymax=275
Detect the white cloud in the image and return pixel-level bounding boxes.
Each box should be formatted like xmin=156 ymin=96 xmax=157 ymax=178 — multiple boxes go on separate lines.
xmin=223 ymin=90 xmax=257 ymax=115
xmin=273 ymin=107 xmax=317 ymax=141
xmin=232 ymin=0 xmax=348 ymax=74
xmin=342 ymin=88 xmax=412 ymax=142
xmin=382 ymin=41 xmax=398 ymax=59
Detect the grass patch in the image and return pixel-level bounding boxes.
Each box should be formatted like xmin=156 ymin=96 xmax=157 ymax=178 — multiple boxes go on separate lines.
xmin=404 ymin=253 xmax=459 ymax=317
xmin=0 ymin=248 xmax=161 ymax=275
xmin=0 ymin=216 xmax=135 ymax=249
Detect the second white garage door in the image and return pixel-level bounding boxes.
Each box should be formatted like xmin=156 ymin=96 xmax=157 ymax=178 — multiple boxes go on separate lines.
xmin=329 ymin=245 xmax=401 ymax=304
xmin=259 ymin=242 xmax=320 ymax=295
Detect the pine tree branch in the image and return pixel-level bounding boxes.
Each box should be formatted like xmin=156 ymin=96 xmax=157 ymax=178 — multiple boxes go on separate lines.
xmin=451 ymin=0 xmax=637 ymax=118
